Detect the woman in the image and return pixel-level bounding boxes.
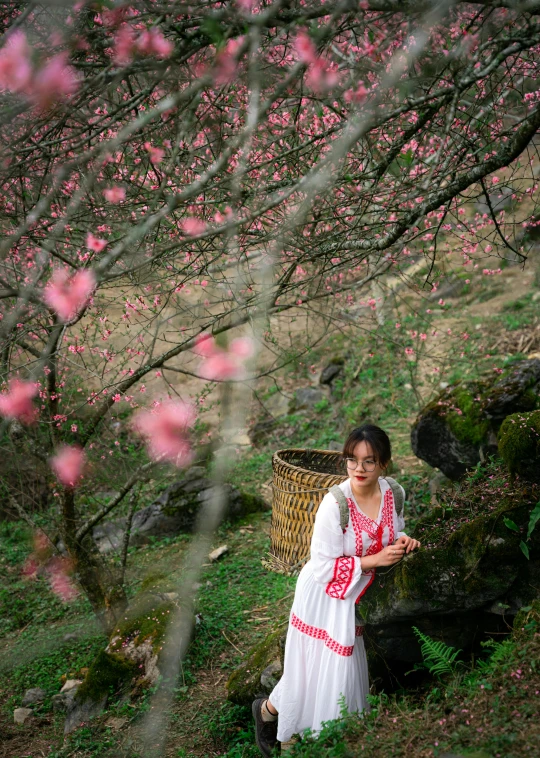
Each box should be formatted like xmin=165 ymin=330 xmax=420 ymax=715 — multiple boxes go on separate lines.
xmin=252 ymin=424 xmax=421 ymax=756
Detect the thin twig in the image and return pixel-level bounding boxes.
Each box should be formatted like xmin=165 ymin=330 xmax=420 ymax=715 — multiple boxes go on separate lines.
xmin=221 ymin=629 xmax=244 ymax=655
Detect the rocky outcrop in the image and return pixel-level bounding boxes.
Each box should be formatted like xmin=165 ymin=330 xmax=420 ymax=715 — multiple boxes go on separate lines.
xmin=359 ymin=464 xmax=540 ymax=690
xmin=94 ymin=466 xmax=267 ymax=553
xmin=411 ymin=359 xmax=540 ymax=479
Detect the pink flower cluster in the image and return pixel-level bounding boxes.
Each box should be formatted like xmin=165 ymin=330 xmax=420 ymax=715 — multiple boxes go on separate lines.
xmin=22 ymin=531 xmax=78 ymax=602
xmin=51 ymin=445 xmax=86 ymax=487
xmin=133 ymin=400 xmax=196 ymax=467
xmin=0 ymin=32 xmax=79 ymax=108
xmin=43 ymin=268 xmax=96 ymax=322
xmin=103 ymin=186 xmax=126 ymax=203
xmin=294 ymin=31 xmax=339 ymax=94
xmin=182 ymin=217 xmax=207 ymax=236
xmin=0 ymin=379 xmax=38 ymax=424
xmin=194 ymin=332 xmax=254 ymax=381
xmin=113 ymin=25 xmax=174 ymax=65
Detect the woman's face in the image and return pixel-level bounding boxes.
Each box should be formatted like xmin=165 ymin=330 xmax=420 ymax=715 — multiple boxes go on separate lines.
xmin=345 ymin=440 xmax=385 ymax=490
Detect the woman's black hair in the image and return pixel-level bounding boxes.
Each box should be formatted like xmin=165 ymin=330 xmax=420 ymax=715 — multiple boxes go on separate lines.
xmin=343 ymin=424 xmax=392 ymax=467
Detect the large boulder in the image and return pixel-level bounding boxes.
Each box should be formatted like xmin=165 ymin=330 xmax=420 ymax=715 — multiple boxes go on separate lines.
xmin=358 ymin=464 xmax=540 ymax=690
xmin=411 ymin=359 xmax=540 ymax=479
xmin=94 ymin=466 xmax=267 ymax=552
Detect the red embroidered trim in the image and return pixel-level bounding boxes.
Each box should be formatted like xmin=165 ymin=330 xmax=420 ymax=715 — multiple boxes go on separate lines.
xmin=291 ymin=613 xmax=354 ymax=656
xmin=351 ymin=485 xmax=396 ymax=602
xmin=355 ymin=625 xmax=364 ymax=636
xmin=325 ymin=556 xmax=355 ymax=599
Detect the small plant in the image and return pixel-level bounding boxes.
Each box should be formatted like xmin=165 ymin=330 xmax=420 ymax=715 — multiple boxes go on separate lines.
xmin=411 ymin=626 xmax=464 ymax=679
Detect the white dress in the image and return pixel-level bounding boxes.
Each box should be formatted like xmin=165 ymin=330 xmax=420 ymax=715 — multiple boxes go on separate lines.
xmin=269 ymin=477 xmax=406 ymax=743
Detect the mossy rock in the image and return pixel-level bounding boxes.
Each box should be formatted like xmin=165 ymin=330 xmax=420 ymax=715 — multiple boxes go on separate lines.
xmin=412 ymin=359 xmax=540 ymax=479
xmin=74 ymin=649 xmax=137 ymax=705
xmin=498 ymin=410 xmax=540 ymax=484
xmin=66 ymin=593 xmax=176 ymax=733
xmin=227 ymin=628 xmax=284 ymax=706
xmin=359 ymin=464 xmax=540 ymax=670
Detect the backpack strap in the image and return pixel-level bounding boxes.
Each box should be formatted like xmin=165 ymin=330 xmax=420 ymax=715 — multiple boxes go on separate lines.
xmin=384 ymin=476 xmax=404 ymax=518
xmin=329 ymin=485 xmax=349 ymax=532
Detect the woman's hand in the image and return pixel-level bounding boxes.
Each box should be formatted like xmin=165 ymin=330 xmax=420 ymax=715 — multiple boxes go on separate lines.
xmin=393 ymin=535 xmax=421 ymax=554
xmin=375 ymin=544 xmax=406 ymax=567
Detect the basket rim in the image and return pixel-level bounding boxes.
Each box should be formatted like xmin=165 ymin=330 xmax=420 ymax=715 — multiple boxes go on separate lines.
xmin=273 ymin=447 xmax=345 ymax=477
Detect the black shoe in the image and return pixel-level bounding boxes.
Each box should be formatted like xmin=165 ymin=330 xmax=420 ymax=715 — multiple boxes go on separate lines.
xmin=252 ymin=698 xmax=280 ymax=757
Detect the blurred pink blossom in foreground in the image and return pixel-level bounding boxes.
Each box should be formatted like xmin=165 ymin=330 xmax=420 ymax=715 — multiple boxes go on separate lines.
xmin=137 ymin=28 xmax=174 ymax=58
xmin=144 ymin=142 xmax=165 ymax=164
xmin=194 ymin=333 xmax=254 ymax=381
xmin=0 ymin=378 xmax=38 ymax=424
xmin=182 ymin=217 xmax=207 ymax=236
xmin=22 ymin=531 xmax=79 ymax=601
xmin=44 ymin=268 xmax=96 ymax=321
xmin=86 ymin=232 xmax=108 ymax=252
xmin=0 ymin=31 xmax=32 ymax=92
xmin=31 ymin=52 xmax=79 ymax=109
xmin=0 ymin=33 xmax=79 ymax=108
xmin=133 ymin=400 xmax=196 ymax=466
xmin=51 ymin=445 xmax=86 ymax=487
xmin=47 ymin=556 xmax=79 ymax=601
xmin=104 ymin=186 xmax=126 ymax=203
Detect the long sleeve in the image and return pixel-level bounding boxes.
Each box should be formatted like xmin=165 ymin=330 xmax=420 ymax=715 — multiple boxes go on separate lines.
xmin=395 ymin=483 xmax=407 ymax=539
xmin=310 ymin=494 xmax=362 ymax=600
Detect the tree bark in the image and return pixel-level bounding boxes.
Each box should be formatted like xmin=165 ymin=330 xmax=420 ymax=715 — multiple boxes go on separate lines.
xmin=62 ymin=489 xmax=127 ymax=634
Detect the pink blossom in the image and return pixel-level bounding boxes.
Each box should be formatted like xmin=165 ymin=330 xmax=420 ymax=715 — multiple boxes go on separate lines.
xmin=294 ymin=31 xmax=317 ymax=65
xmin=136 ymin=28 xmax=174 ymax=59
xmin=30 ymin=53 xmax=79 ymax=109
xmin=0 ymin=31 xmax=32 ymax=93
xmin=51 ymin=445 xmax=86 ymax=487
xmin=492 ymin=176 xmax=500 ymax=184
xmin=229 ymin=337 xmax=254 ymax=359
xmin=86 ymin=232 xmax=107 ymax=252
xmin=200 ymin=352 xmax=241 ymax=381
xmin=344 ymin=82 xmax=368 ymax=105
xmin=46 ymin=556 xmax=79 ymax=601
xmin=193 ymin=332 xmax=218 ymax=357
xmin=0 ymin=379 xmax=38 ymax=424
xmin=103 ymin=186 xmax=126 ymax=203
xmin=44 ymin=268 xmax=96 ymax=322
xmin=214 ymin=39 xmax=242 ymax=86
xmin=237 ymin=0 xmax=256 ymax=10
xmin=144 ymin=142 xmax=165 ymax=164
xmin=113 ymin=25 xmax=136 ymax=65
xmin=182 ymin=217 xmax=207 ymax=236
xmin=306 ymin=58 xmax=339 ymax=94
xmin=195 ymin=332 xmax=253 ymax=380
xmin=133 ymin=400 xmax=196 ymax=466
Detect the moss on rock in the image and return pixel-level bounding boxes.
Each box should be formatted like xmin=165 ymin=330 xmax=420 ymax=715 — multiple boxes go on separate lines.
xmin=227 ymin=628 xmax=284 ymax=706
xmin=498 ymin=410 xmax=540 ymax=484
xmin=75 ymin=649 xmax=137 ymax=704
xmin=108 ymin=596 xmax=175 ymax=656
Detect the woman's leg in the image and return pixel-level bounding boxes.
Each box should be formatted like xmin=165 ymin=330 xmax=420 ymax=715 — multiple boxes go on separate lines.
xmin=266 ymin=700 xmax=278 ymax=716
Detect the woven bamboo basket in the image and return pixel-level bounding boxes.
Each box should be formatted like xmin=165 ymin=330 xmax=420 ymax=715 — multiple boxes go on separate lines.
xmin=263 ymin=448 xmax=347 ymax=576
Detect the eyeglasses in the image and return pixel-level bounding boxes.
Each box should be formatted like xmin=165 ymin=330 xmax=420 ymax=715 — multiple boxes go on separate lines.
xmin=345 ymin=457 xmax=377 ymax=472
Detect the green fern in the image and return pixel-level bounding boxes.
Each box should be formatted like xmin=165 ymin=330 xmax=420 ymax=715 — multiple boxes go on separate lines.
xmin=412 ymin=626 xmax=463 ymax=679
xmin=476 ymin=638 xmax=514 ymax=672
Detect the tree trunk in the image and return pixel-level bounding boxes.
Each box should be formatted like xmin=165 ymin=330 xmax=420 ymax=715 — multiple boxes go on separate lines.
xmin=62 ymin=489 xmax=128 ymax=634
